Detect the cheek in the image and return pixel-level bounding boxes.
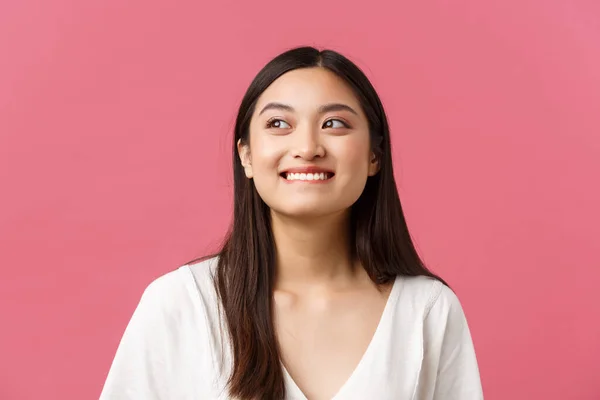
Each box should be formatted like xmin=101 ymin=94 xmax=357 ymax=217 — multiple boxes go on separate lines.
xmin=249 ymin=133 xmax=285 ymax=179
xmin=334 ymin=135 xmax=371 ymax=174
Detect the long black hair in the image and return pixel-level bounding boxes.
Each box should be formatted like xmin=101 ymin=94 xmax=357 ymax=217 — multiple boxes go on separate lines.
xmin=187 ymin=46 xmax=444 ymax=399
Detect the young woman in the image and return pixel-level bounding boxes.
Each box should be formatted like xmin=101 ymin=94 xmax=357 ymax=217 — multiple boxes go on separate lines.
xmin=100 ymin=47 xmax=483 ymax=400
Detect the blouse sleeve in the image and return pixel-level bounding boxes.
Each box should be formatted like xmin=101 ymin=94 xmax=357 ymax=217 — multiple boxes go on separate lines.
xmin=99 ymin=279 xmax=174 ymax=400
xmin=425 ymin=284 xmax=484 ymax=400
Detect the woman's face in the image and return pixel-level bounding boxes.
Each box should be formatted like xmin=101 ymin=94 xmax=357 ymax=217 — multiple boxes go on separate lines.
xmin=238 ymin=67 xmax=379 ymax=218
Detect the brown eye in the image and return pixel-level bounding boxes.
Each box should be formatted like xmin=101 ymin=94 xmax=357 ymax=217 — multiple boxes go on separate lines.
xmin=323 ymin=119 xmax=348 ymax=129
xmin=266 ymin=119 xmax=291 ymax=129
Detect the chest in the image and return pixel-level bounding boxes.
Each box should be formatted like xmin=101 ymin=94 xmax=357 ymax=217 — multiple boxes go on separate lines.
xmin=274 ymin=288 xmax=390 ymax=400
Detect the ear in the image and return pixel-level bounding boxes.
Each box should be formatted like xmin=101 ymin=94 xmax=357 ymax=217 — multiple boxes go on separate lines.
xmin=368 ymin=152 xmax=380 ymax=176
xmin=237 ymin=139 xmax=253 ymax=179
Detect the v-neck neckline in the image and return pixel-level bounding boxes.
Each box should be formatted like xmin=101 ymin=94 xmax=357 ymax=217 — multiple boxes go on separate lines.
xmin=281 ymin=275 xmax=402 ymax=400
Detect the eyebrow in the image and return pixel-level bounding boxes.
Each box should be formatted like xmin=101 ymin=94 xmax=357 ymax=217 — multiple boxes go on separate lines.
xmin=258 ymin=102 xmax=359 ymax=116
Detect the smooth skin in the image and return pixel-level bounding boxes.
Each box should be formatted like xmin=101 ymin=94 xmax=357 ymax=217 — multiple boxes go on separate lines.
xmin=238 ymin=67 xmax=392 ymax=400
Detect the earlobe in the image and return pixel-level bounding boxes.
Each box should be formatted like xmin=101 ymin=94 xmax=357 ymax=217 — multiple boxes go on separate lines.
xmin=237 ymin=139 xmax=253 ymax=179
xmin=368 ymin=153 xmax=380 ymax=176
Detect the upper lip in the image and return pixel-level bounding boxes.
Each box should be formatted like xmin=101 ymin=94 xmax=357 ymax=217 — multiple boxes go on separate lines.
xmin=280 ymin=166 xmax=335 ymax=175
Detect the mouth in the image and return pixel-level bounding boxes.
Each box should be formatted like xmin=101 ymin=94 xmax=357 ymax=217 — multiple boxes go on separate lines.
xmin=279 ymin=171 xmax=335 ymax=182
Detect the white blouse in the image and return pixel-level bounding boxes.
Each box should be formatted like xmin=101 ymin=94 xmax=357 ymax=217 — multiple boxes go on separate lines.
xmin=100 ymin=257 xmax=484 ymax=399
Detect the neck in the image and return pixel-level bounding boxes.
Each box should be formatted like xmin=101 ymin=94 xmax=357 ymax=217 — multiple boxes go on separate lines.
xmin=271 ymin=210 xmax=359 ymax=290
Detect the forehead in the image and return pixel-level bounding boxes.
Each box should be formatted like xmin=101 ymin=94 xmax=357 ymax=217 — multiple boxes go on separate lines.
xmin=254 ymin=67 xmax=362 ymax=112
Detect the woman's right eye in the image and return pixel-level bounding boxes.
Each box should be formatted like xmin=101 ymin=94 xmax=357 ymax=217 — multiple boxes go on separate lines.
xmin=266 ymin=119 xmax=291 ymax=129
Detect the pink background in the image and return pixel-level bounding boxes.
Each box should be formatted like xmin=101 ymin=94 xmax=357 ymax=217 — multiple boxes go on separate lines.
xmin=1 ymin=0 xmax=599 ymax=399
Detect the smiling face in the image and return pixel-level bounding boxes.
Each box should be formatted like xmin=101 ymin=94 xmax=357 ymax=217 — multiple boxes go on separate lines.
xmin=238 ymin=67 xmax=379 ymax=218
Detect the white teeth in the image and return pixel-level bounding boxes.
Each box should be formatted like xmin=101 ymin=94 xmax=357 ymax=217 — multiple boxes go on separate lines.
xmin=285 ymin=172 xmax=331 ymax=181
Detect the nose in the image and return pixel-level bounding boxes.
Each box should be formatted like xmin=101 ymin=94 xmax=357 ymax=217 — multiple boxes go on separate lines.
xmin=291 ymin=125 xmax=325 ymax=160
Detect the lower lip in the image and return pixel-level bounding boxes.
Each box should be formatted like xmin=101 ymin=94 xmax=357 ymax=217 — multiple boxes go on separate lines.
xmin=280 ymin=175 xmax=335 ymax=184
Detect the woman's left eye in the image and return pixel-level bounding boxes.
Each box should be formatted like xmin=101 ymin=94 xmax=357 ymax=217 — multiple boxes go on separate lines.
xmin=323 ymin=119 xmax=348 ymax=129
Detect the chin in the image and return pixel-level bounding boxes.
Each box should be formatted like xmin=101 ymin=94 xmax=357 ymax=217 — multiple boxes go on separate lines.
xmin=274 ymin=208 xmax=327 ymax=219
xmin=271 ymin=203 xmax=349 ymax=220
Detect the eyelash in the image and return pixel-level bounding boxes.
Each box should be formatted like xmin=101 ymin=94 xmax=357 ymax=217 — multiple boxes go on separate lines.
xmin=265 ymin=118 xmax=351 ymax=129
xmin=265 ymin=118 xmax=289 ymax=129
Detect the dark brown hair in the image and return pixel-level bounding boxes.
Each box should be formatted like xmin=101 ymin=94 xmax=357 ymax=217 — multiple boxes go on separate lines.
xmin=188 ymin=46 xmax=444 ymax=399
